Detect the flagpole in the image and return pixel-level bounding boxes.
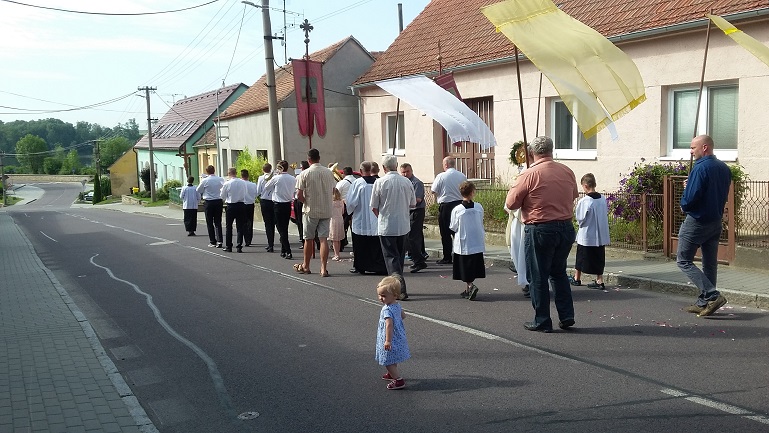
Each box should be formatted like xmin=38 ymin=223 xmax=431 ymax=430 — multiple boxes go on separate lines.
xmin=514 ymin=45 xmax=530 ymax=167
xmin=535 ymin=72 xmax=543 ymax=137
xmin=691 ymin=13 xmax=713 ymax=172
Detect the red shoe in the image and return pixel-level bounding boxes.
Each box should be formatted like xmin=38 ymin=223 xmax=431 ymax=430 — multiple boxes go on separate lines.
xmin=381 ymin=372 xmax=394 ymax=381
xmin=387 ymin=378 xmax=406 ymax=390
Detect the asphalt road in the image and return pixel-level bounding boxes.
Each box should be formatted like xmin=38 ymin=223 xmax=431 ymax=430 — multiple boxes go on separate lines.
xmin=8 ymin=183 xmax=769 ymax=432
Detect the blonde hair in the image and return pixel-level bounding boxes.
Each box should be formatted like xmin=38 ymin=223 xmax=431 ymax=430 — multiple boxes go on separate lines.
xmin=332 ymin=187 xmax=342 ymax=201
xmin=377 ymin=276 xmax=402 ymax=299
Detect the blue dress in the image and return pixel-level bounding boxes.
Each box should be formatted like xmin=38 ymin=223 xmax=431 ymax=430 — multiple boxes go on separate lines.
xmin=375 ymin=303 xmax=410 ymax=366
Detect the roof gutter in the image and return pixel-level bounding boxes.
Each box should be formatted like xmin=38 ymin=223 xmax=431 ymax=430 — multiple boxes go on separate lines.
xmin=351 ymin=7 xmax=769 ymax=89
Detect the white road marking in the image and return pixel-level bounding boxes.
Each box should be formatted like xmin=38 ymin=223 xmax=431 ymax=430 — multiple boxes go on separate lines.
xmin=661 ymin=388 xmax=769 ymax=424
xmin=40 ymin=231 xmax=58 ymax=242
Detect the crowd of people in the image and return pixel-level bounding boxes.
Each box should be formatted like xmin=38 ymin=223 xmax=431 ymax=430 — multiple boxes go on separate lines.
xmin=181 ymin=134 xmax=732 ymax=390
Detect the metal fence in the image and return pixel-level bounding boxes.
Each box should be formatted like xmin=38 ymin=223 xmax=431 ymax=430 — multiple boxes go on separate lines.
xmin=735 ymin=180 xmax=769 ymax=248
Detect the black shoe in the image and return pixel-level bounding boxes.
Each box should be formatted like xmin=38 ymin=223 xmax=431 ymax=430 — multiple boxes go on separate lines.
xmin=284 ymin=253 xmax=292 ymax=260
xmin=522 ymin=284 xmax=530 ymax=298
xmin=236 ymin=247 xmax=243 ymax=253
xmin=460 ymin=290 xmax=469 ymax=298
xmin=266 ymin=247 xmax=274 ymax=253
xmin=436 ymin=259 xmax=452 ymax=265
xmin=399 ymin=293 xmax=409 ymax=301
xmin=558 ymin=318 xmax=575 ymax=330
xmin=523 ymin=322 xmax=552 ymax=333
xmin=245 ymin=243 xmax=251 ymax=247
xmin=299 ymin=242 xmax=304 ymax=249
xmin=188 ymin=232 xmax=195 ymax=236
xmin=409 ymin=262 xmax=427 ymax=273
xmin=280 ymin=252 xmax=286 ymax=258
xmin=468 ymin=284 xmax=479 ymax=301
xmin=264 ymin=246 xmax=271 ymax=251
xmin=217 ymin=243 xmax=223 ymax=249
xmin=224 ymin=247 xmax=233 ymax=252
xmin=349 ymin=267 xmax=359 ymax=274
xmin=509 ymin=262 xmax=516 ymax=272
xmin=587 ymin=281 xmax=605 ymax=290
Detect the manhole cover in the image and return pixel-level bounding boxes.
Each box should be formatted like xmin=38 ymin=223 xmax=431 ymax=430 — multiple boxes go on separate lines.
xmin=238 ymin=411 xmax=260 ymax=420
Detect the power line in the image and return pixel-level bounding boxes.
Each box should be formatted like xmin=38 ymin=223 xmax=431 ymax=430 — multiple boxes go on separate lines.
xmin=0 ymin=0 xmax=221 ymax=16
xmin=0 ymin=92 xmax=139 ymax=115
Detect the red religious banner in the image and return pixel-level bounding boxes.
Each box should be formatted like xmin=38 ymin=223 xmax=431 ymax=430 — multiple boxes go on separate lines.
xmin=434 ymin=72 xmax=462 ymax=101
xmin=292 ymin=59 xmax=326 ymax=137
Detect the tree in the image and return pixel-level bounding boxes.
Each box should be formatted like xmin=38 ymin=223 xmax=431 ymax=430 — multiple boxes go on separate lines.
xmin=235 ymin=148 xmax=267 ymax=181
xmin=100 ymin=137 xmax=133 ymax=169
xmin=61 ymin=149 xmax=81 ymax=175
xmin=15 ymin=134 xmax=48 ymax=174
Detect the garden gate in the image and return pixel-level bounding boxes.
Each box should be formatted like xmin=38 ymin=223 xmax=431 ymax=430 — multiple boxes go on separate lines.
xmin=663 ymin=175 xmax=736 ymax=264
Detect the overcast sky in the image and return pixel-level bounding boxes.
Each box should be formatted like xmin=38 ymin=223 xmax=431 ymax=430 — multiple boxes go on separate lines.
xmin=0 ymin=0 xmax=430 ymax=128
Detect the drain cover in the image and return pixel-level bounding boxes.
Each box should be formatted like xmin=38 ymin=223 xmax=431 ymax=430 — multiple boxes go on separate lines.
xmin=238 ymin=411 xmax=260 ymax=420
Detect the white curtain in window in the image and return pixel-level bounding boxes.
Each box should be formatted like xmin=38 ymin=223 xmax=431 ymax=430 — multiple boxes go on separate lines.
xmin=709 ymin=87 xmax=738 ymax=149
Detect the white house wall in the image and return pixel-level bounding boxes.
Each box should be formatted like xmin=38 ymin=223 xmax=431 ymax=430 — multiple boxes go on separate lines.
xmin=361 ymin=21 xmax=769 ymax=187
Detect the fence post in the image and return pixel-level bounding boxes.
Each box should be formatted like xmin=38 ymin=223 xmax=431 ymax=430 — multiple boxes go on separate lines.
xmin=641 ymin=192 xmax=648 ymax=252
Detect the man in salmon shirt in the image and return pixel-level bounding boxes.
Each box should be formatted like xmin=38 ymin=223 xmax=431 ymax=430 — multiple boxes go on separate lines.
xmin=506 ymin=136 xmax=578 ymax=333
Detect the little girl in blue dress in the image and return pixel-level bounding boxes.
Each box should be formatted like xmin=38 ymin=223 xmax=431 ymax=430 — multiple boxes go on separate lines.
xmin=375 ymin=276 xmax=410 ymax=390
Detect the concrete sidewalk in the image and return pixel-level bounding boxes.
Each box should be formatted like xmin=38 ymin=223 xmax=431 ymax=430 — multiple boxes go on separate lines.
xmin=96 ymin=200 xmax=769 ymax=309
xmin=0 ymin=211 xmax=157 ymax=433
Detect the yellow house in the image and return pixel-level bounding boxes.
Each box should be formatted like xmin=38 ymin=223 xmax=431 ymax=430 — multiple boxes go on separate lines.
xmin=107 ymin=149 xmax=138 ymax=196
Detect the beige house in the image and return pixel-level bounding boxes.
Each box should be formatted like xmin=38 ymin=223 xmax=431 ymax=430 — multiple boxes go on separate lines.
xmin=218 ymin=36 xmax=376 ymax=169
xmin=107 ymin=150 xmax=138 ymax=196
xmin=352 ymin=0 xmax=769 ymax=186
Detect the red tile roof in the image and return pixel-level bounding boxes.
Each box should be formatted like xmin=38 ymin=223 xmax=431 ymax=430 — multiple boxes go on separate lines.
xmin=355 ymin=0 xmax=769 ymax=85
xmin=135 ymin=83 xmax=245 ymax=151
xmin=220 ymin=36 xmax=362 ymax=120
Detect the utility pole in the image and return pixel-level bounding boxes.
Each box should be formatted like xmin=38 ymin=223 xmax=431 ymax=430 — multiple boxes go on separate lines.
xmin=139 ymin=86 xmax=158 ymax=202
xmin=93 ymin=140 xmax=103 ymax=203
xmin=242 ymin=1 xmax=282 ymax=162
xmin=0 ymin=152 xmax=6 ymax=207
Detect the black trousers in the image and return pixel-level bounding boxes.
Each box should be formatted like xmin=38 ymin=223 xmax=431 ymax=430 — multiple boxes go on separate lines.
xmin=293 ymin=199 xmax=304 ymax=242
xmin=438 ymin=200 xmax=461 ymax=261
xmin=380 ymin=235 xmax=408 ymax=295
xmin=275 ymin=201 xmax=292 ymax=254
xmin=225 ymin=202 xmax=247 ymax=248
xmin=406 ymin=208 xmax=426 ymax=266
xmin=183 ymin=208 xmax=198 ymax=233
xmin=260 ymin=199 xmax=275 ymax=248
xmin=244 ymin=203 xmax=255 ymax=246
xmin=203 ymin=199 xmax=223 ymax=245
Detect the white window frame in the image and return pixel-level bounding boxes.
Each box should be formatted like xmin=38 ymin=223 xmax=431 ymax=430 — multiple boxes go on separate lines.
xmin=663 ymin=84 xmax=738 ymax=162
xmin=383 ymin=112 xmax=405 ymax=156
xmin=550 ymin=99 xmax=597 ymax=160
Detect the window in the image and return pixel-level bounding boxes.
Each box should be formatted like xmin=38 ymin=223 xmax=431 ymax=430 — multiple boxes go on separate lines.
xmin=551 ymin=100 xmax=596 ymax=159
xmin=384 ymin=113 xmax=405 ymax=154
xmin=669 ymin=84 xmax=737 ymax=158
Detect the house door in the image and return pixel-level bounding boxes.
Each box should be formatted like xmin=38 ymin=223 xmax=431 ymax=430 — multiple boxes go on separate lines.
xmin=444 ymin=96 xmax=494 ymax=180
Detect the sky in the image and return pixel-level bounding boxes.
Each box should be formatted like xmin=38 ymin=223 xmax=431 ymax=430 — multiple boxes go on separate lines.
xmin=0 ymin=0 xmax=431 ymax=128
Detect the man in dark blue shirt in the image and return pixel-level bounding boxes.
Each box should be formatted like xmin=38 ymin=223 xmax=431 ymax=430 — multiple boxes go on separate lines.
xmin=678 ymin=135 xmax=732 ymax=317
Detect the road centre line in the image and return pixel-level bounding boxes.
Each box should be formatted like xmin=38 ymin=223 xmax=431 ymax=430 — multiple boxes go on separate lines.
xmin=40 ymin=231 xmax=58 ymax=242
xmin=661 ymin=389 xmax=769 ymax=425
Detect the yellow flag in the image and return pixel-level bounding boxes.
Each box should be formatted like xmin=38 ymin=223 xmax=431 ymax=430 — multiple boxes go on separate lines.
xmin=708 ymin=14 xmax=769 ymax=68
xmin=481 ymin=0 xmax=646 ymax=139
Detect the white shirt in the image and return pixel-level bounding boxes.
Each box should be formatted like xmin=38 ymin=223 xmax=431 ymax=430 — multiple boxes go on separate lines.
xmin=180 ymin=184 xmax=200 ymax=210
xmin=346 ymin=177 xmax=378 ymax=236
xmin=221 ymin=177 xmax=247 ymax=203
xmin=267 ymin=172 xmax=295 ymax=203
xmin=576 ymin=193 xmax=611 ymax=247
xmin=370 ymin=171 xmax=416 ymax=237
xmin=255 ymin=172 xmax=273 ymax=200
xmin=336 ymin=175 xmax=356 ymax=201
xmin=244 ymin=180 xmax=257 ymax=205
xmin=432 ymin=168 xmax=466 ymax=203
xmin=449 ymin=201 xmax=485 ymax=255
xmin=196 ymin=174 xmax=224 ymax=200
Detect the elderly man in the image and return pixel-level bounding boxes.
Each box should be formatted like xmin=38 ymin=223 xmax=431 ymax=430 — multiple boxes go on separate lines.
xmin=400 ymin=162 xmax=427 ymax=273
xmin=678 ymin=134 xmax=731 ymax=317
xmin=295 ymin=148 xmax=337 ymax=276
xmin=371 ymin=155 xmax=416 ymax=300
xmin=506 ymin=136 xmax=578 ymax=332
xmin=346 ymin=161 xmax=387 ymax=275
xmin=432 ymin=156 xmax=467 ymax=264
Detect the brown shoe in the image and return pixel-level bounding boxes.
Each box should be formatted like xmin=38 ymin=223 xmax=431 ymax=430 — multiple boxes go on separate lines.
xmin=698 ymin=295 xmax=727 ymax=317
xmin=684 ymin=304 xmax=705 ymax=314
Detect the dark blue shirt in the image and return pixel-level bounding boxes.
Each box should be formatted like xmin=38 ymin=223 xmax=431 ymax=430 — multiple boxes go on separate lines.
xmin=680 ymin=155 xmax=731 ymax=222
